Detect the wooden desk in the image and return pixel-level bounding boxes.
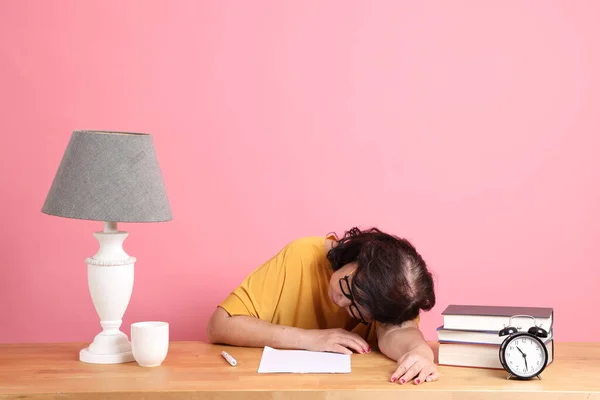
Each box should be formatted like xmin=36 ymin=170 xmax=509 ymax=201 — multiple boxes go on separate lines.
xmin=1 ymin=341 xmax=598 ymax=399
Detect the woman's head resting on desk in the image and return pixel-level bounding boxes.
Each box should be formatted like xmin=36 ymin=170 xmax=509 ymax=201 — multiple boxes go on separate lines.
xmin=326 ymin=227 xmax=435 ymax=326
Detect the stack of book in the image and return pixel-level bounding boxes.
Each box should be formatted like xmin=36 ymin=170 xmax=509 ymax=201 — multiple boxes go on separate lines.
xmin=437 ymin=305 xmax=555 ymax=369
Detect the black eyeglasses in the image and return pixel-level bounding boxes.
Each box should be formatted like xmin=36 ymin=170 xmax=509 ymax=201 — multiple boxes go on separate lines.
xmin=339 ymin=274 xmax=368 ymax=325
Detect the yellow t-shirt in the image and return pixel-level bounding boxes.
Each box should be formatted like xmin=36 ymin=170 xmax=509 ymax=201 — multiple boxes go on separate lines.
xmin=218 ymin=235 xmax=380 ymax=347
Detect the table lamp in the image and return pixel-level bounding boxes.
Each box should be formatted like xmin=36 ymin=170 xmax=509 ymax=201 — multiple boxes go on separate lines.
xmin=41 ymin=130 xmax=172 ymax=364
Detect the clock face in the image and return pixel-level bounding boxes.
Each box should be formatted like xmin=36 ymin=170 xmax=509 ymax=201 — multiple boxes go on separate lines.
xmin=502 ymin=334 xmax=548 ymax=378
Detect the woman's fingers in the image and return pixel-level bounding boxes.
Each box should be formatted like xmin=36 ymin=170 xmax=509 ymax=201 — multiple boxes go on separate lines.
xmin=390 ymin=350 xmax=440 ymax=385
xmin=414 ymin=365 xmax=437 ymax=385
xmin=400 ymin=361 xmax=425 ymax=384
xmin=335 ymin=330 xmax=370 ymax=353
xmin=336 ymin=335 xmax=367 ymax=354
xmin=348 ymin=332 xmax=371 ymax=353
xmin=425 ymin=370 xmax=440 ymax=382
xmin=390 ymin=354 xmax=417 ymax=383
xmin=329 ymin=344 xmax=353 ymax=355
xmin=345 ymin=331 xmax=371 ymax=352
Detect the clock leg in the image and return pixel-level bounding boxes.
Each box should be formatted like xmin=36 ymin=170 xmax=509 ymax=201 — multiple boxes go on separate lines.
xmin=506 ymin=373 xmax=513 ymax=380
xmin=537 ymin=375 xmax=542 ymax=380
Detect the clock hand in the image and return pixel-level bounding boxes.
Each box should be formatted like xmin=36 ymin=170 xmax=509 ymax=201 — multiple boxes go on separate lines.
xmin=517 ymin=346 xmax=525 ymax=356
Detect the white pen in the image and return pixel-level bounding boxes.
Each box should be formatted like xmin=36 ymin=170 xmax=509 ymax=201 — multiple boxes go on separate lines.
xmin=221 ymin=351 xmax=237 ymax=366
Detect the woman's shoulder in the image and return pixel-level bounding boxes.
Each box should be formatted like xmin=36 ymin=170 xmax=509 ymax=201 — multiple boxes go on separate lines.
xmin=285 ymin=235 xmax=328 ymax=253
xmin=277 ymin=235 xmax=334 ymax=262
xmin=277 ymin=236 xmax=334 ymax=282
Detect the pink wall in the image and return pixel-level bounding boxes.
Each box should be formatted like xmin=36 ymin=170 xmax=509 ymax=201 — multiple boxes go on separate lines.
xmin=1 ymin=1 xmax=599 ymax=344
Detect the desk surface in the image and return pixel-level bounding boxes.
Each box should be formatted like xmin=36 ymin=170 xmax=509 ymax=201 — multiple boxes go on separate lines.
xmin=0 ymin=341 xmax=599 ymax=400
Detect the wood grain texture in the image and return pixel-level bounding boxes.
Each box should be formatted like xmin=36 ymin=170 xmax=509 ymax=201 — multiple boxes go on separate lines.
xmin=1 ymin=342 xmax=599 ymax=400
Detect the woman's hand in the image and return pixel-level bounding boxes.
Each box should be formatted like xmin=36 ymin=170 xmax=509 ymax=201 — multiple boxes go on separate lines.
xmin=300 ymin=328 xmax=371 ymax=355
xmin=390 ymin=344 xmax=439 ymax=384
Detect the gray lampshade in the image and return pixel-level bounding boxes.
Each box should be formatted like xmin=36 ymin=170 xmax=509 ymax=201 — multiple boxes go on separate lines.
xmin=42 ymin=130 xmax=172 ymax=223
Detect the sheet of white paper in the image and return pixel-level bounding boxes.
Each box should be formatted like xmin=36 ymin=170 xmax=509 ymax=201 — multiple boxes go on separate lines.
xmin=257 ymin=346 xmax=351 ymax=374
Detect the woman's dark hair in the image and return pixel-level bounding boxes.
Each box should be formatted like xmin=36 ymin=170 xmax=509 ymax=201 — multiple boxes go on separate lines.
xmin=326 ymin=227 xmax=435 ymax=325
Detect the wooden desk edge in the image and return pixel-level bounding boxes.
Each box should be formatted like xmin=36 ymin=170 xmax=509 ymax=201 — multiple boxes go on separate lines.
xmin=1 ymin=341 xmax=600 ymax=400
xmin=3 ymin=389 xmax=600 ymax=400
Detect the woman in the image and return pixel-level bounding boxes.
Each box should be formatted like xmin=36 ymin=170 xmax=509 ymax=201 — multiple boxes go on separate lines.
xmin=207 ymin=227 xmax=439 ymax=384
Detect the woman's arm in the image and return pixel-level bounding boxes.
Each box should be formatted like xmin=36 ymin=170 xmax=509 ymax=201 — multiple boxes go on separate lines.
xmin=377 ymin=320 xmax=439 ymax=384
xmin=207 ymin=306 xmax=306 ymax=349
xmin=377 ymin=319 xmax=432 ymax=360
xmin=207 ymin=306 xmax=370 ymax=354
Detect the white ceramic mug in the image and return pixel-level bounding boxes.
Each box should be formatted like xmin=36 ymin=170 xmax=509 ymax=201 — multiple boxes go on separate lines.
xmin=131 ymin=321 xmax=169 ymax=367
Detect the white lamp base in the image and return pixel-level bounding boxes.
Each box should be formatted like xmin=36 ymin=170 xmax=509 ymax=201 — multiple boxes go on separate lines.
xmin=80 ymin=347 xmax=134 ymax=364
xmin=80 ymin=221 xmax=136 ymax=364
